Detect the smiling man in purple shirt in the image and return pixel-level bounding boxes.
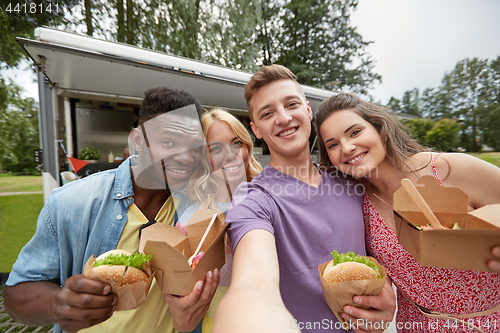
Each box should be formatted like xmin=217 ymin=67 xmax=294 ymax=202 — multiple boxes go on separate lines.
xmin=213 ymin=65 xmax=396 ymax=333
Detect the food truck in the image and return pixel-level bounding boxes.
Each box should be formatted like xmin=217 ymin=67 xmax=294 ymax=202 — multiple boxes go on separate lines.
xmin=17 ymin=27 xmax=334 ymax=200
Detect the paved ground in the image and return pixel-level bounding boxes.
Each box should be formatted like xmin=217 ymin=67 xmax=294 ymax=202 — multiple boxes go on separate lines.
xmin=0 ymin=192 xmax=43 ymax=196
xmin=0 ymin=286 xmax=54 ymax=333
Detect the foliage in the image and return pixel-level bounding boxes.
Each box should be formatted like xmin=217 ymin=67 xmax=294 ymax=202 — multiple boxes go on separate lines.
xmin=0 ymin=0 xmax=76 ymax=69
xmin=78 ymin=146 xmax=100 ymax=160
xmin=476 ymin=104 xmax=500 ymax=151
xmin=60 ymin=0 xmax=378 ymax=90
xmin=64 ymin=0 xmax=261 ymax=72
xmin=404 ymin=118 xmax=434 ymax=145
xmin=404 ymin=118 xmax=460 ymax=152
xmin=0 ymin=79 xmax=39 ymax=173
xmin=275 ymin=0 xmax=380 ymax=94
xmin=0 ymin=6 xmax=31 ymax=69
xmin=423 ymin=118 xmax=461 ymax=152
xmin=389 ymin=56 xmax=500 ymax=152
xmin=388 ymin=88 xmax=421 ymax=117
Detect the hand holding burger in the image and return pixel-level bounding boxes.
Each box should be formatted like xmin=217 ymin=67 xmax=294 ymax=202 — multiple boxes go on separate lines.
xmin=84 ymin=249 xmax=154 ymax=311
xmin=319 ymin=250 xmax=387 ymax=330
xmin=91 ymin=249 xmax=152 ymax=286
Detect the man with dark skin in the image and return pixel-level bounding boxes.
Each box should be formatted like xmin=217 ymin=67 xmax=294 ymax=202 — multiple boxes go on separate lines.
xmin=4 ymin=87 xmax=219 ymax=333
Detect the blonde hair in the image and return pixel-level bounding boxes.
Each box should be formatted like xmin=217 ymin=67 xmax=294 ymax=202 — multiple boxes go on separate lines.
xmin=244 ymin=64 xmax=300 ymax=121
xmin=187 ymin=108 xmax=263 ymax=210
xmin=202 ymin=108 xmax=262 ymax=180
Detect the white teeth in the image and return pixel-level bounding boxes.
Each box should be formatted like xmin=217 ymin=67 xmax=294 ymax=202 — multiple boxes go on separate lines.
xmin=347 ymin=153 xmax=366 ymax=164
xmin=278 ymin=128 xmax=297 ymax=137
xmin=168 ymin=169 xmax=188 ymax=174
xmin=223 ymin=164 xmax=241 ymax=171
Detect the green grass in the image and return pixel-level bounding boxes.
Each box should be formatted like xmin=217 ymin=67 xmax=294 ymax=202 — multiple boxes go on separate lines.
xmin=468 ymin=152 xmax=500 ymax=168
xmin=0 ymin=174 xmax=42 ymax=193
xmin=0 ymin=194 xmax=43 ymax=272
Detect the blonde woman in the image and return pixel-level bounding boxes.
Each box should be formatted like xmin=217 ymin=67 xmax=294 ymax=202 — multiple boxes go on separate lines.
xmin=177 ymin=108 xmax=262 ymax=333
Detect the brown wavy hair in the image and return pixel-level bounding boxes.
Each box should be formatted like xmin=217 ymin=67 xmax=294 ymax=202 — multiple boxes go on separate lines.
xmin=315 ymin=93 xmax=424 ymax=172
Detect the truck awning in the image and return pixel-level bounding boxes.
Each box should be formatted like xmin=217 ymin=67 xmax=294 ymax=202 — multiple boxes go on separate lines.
xmin=17 ymin=27 xmax=334 ymax=113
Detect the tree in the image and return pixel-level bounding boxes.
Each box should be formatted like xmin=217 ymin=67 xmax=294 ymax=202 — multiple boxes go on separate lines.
xmin=388 ymin=56 xmax=500 ymax=152
xmin=255 ymin=0 xmax=282 ymax=66
xmin=405 ymin=118 xmax=433 ymax=146
xmin=477 ymin=104 xmax=500 ymax=151
xmin=198 ymin=0 xmax=260 ymax=71
xmin=400 ymin=88 xmax=421 ymax=117
xmin=0 ymin=78 xmax=39 ymax=173
xmin=276 ymin=0 xmax=381 ymax=94
xmin=439 ymin=58 xmax=490 ymax=151
xmin=405 ymin=118 xmax=460 ymax=152
xmin=424 ymin=118 xmax=460 ymax=152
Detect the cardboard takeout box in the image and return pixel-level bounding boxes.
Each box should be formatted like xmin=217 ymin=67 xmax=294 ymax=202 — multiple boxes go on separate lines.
xmin=394 ymin=175 xmax=500 ymax=272
xmin=139 ymin=209 xmax=228 ymax=296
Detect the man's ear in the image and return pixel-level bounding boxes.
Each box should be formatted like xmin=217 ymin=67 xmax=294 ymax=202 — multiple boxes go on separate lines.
xmin=306 ymin=101 xmax=313 ymax=121
xmin=129 ymin=128 xmax=144 ymax=152
xmin=250 ymin=122 xmax=262 ymax=139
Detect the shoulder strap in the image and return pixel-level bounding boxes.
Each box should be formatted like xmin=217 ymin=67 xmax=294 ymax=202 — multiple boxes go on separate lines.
xmin=431 ymin=153 xmax=443 ymax=186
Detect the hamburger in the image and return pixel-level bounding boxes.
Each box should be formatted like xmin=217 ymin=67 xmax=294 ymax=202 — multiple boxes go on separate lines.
xmin=323 ymin=251 xmax=381 ymax=283
xmin=92 ymin=249 xmax=152 ymax=286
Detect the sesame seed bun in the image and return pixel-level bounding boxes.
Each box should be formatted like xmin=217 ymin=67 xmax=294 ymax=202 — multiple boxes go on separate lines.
xmin=322 ymin=261 xmax=378 ymax=283
xmin=121 ymin=266 xmax=148 ymax=285
xmin=92 ymin=265 xmax=127 ymax=283
xmin=92 ymin=249 xmax=148 ymax=285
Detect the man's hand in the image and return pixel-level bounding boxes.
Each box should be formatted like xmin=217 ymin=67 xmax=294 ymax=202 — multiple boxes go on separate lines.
xmin=341 ymin=277 xmax=396 ymax=333
xmin=164 ymin=269 xmax=220 ymax=332
xmin=55 ymin=274 xmax=117 ymax=332
xmin=5 ymin=275 xmax=117 ymax=332
xmin=487 ymin=246 xmax=500 ymax=273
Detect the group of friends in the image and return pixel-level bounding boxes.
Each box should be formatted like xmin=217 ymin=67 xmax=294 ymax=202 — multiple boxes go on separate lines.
xmin=4 ymin=64 xmax=500 ymax=333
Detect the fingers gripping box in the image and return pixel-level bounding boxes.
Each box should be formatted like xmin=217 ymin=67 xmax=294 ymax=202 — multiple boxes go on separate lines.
xmin=139 ymin=209 xmax=228 ymax=296
xmin=394 ymin=175 xmax=500 ymax=272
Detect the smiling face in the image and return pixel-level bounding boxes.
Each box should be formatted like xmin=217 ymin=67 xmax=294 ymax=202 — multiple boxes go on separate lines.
xmin=131 ymin=112 xmax=205 ymax=190
xmin=319 ymin=109 xmax=386 ymax=178
xmin=249 ymin=79 xmax=312 ymax=163
xmin=207 ymin=120 xmax=249 ymax=187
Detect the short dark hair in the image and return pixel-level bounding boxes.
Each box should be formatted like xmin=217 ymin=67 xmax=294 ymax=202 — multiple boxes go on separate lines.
xmin=138 ymin=86 xmax=203 ymax=125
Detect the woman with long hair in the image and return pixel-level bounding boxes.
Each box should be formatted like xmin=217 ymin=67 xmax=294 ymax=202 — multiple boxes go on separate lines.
xmin=315 ymin=92 xmax=500 ymax=332
xmin=177 ymin=108 xmax=262 ymax=333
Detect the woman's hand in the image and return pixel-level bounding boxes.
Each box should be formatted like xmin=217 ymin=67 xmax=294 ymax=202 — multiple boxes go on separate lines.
xmin=164 ymin=269 xmax=219 ymax=332
xmin=342 ymin=277 xmax=396 ymax=333
xmin=487 ymin=246 xmax=500 ymax=273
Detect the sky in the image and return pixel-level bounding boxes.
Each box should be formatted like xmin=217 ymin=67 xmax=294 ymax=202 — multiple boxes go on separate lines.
xmin=350 ymin=0 xmax=500 ymax=104
xmin=4 ymin=0 xmax=500 ymax=105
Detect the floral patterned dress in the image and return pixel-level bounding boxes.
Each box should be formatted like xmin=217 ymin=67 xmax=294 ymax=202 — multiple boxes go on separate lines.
xmin=363 ymin=162 xmax=500 ymax=332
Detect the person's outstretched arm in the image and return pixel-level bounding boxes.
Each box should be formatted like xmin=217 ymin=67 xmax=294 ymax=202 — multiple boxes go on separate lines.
xmin=4 ymin=275 xmax=117 ymax=332
xmin=213 ymin=229 xmax=299 ymax=333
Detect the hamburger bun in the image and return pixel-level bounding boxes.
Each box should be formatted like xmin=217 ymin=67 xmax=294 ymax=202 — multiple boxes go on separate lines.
xmin=323 ymin=261 xmax=379 ymax=283
xmin=92 ymin=249 xmax=149 ymax=285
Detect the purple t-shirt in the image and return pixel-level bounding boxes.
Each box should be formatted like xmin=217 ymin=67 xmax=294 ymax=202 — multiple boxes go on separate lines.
xmin=226 ymin=165 xmax=365 ymax=333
